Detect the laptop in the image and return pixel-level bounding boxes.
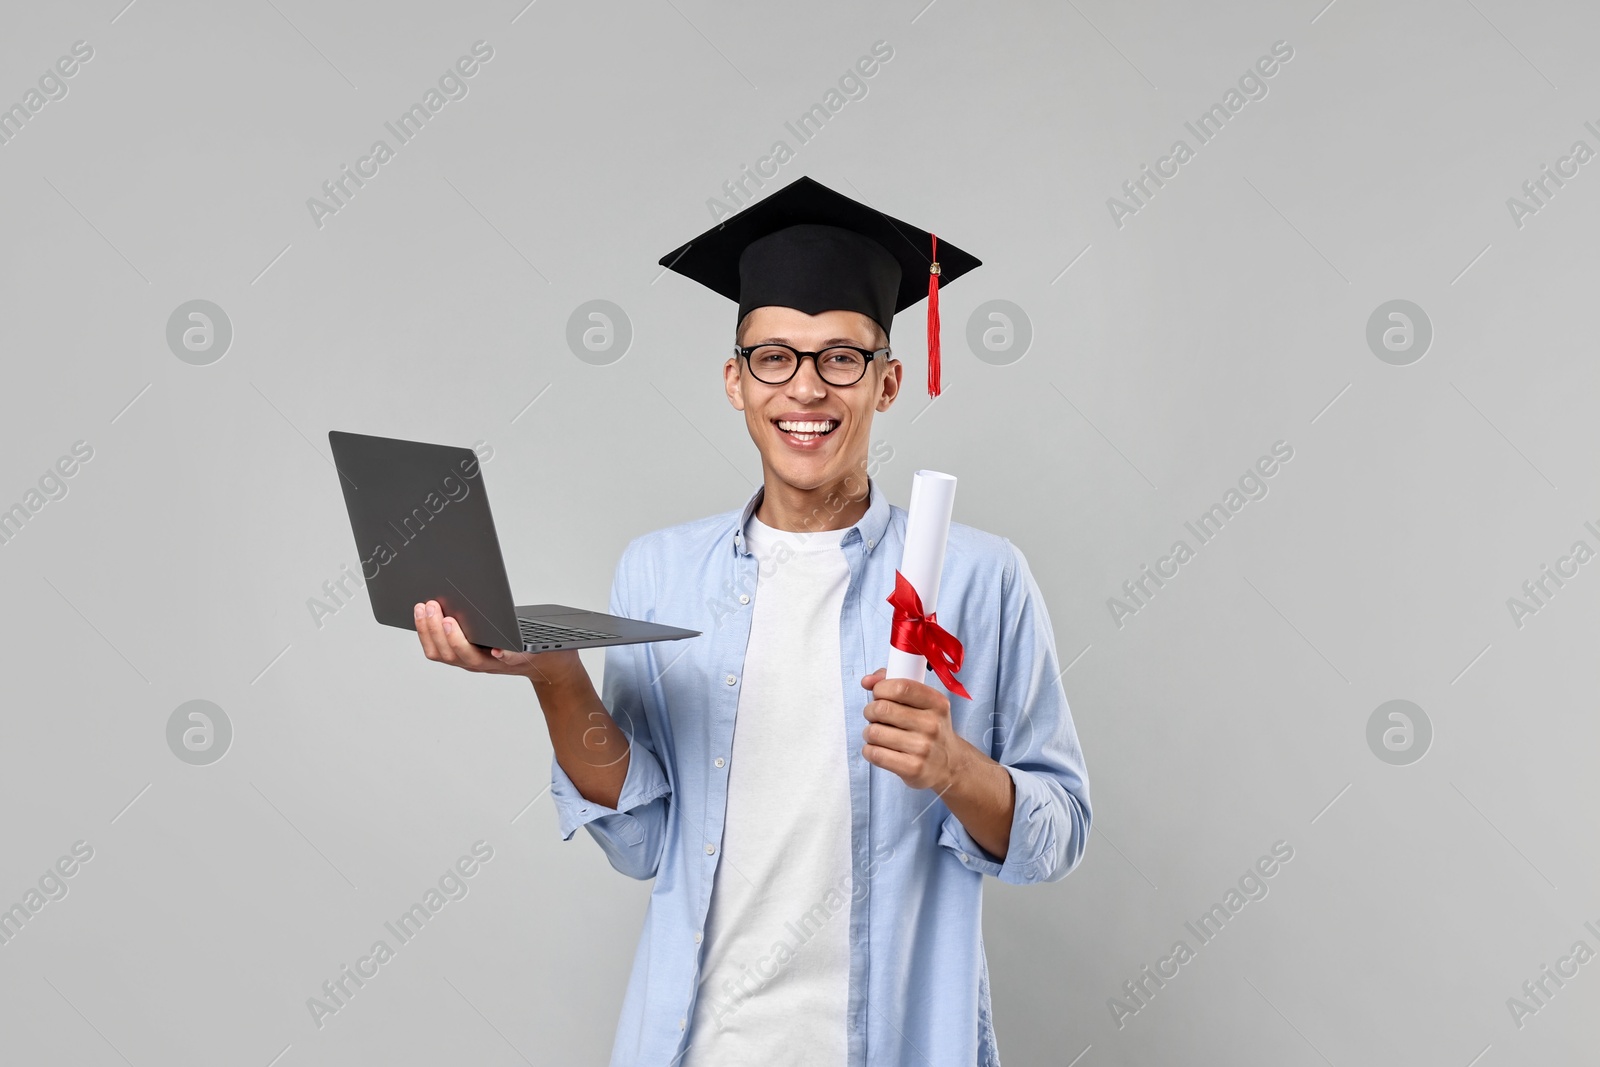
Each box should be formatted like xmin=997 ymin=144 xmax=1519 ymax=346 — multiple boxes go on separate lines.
xmin=328 ymin=430 xmax=700 ymax=652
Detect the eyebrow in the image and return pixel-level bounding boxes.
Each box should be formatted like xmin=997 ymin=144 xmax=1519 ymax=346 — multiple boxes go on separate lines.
xmin=751 ymin=337 xmax=879 ymax=347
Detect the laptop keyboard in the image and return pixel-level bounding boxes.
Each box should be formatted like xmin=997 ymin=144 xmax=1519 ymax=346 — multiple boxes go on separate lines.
xmin=518 ymin=618 xmax=619 ymax=647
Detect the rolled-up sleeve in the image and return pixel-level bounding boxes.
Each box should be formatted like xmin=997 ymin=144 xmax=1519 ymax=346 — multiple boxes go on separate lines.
xmin=549 ymin=538 xmax=673 ymax=880
xmin=939 ymin=539 xmax=1091 ymax=885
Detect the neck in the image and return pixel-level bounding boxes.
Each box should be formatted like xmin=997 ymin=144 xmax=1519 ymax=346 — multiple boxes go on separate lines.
xmin=754 ymin=462 xmax=872 ymax=533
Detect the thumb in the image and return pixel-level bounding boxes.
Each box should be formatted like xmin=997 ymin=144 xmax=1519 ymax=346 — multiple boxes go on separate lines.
xmin=861 ymin=667 xmax=887 ymax=689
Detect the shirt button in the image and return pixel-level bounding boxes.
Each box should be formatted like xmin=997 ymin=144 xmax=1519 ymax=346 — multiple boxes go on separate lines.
xmin=868 ymin=538 xmax=875 ymax=548
xmin=680 ymin=1017 xmax=687 ymax=1030
xmin=694 ymin=931 xmax=703 ymax=944
xmin=724 ymin=674 xmax=737 ymax=685
xmin=739 ymin=594 xmax=750 ymax=604
xmin=959 ymin=852 xmax=969 ymax=862
xmin=704 ymin=843 xmax=716 ymax=855
xmin=714 ymin=757 xmax=726 ymax=768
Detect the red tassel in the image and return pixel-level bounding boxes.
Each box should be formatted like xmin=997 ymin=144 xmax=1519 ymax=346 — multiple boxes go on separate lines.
xmin=927 ymin=233 xmax=941 ymax=399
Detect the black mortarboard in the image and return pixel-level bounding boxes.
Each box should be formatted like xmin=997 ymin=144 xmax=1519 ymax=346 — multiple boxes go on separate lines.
xmin=657 ymin=175 xmax=981 ymax=398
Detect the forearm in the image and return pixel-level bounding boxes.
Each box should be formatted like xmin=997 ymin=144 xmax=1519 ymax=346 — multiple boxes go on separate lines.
xmin=941 ymin=741 xmax=1016 ymax=861
xmin=527 ymin=657 xmax=630 ymax=810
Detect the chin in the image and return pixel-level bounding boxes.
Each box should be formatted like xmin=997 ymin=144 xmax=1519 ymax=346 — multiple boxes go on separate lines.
xmin=770 ymin=456 xmax=834 ymax=489
xmin=771 ymin=454 xmax=832 ymax=476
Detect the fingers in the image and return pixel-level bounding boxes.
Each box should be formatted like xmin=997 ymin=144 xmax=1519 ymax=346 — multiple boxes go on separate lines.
xmin=862 ymin=743 xmax=920 ymax=780
xmin=862 ymin=697 xmax=928 ymax=730
xmin=439 ymin=611 xmax=499 ymax=670
xmin=862 ymin=721 xmax=931 ymax=757
xmin=863 ymin=673 xmax=945 ymax=711
xmin=416 ymin=601 xmax=457 ymax=662
xmin=862 ymin=682 xmax=948 ymax=729
xmin=415 ymin=601 xmax=443 ymax=659
xmin=414 ymin=600 xmax=499 ymax=672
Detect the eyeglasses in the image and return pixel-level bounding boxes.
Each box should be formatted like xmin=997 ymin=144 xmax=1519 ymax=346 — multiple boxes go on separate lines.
xmin=735 ymin=343 xmax=890 ymax=387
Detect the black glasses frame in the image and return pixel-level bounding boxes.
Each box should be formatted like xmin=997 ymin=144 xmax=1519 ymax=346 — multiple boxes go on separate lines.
xmin=734 ymin=343 xmax=892 ymax=386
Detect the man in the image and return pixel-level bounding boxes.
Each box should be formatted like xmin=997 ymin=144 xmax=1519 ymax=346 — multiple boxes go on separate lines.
xmin=411 ymin=176 xmax=1091 ymax=1066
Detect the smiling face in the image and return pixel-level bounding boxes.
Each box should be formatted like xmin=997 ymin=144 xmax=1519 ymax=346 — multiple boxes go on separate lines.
xmin=725 ymin=305 xmax=902 ymax=504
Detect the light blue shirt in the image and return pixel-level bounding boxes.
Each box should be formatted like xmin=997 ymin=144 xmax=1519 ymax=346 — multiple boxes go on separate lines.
xmin=549 ymin=477 xmax=1092 ymax=1066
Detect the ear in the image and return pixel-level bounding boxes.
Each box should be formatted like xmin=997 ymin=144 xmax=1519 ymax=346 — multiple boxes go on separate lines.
xmin=875 ymin=357 xmax=903 ymax=413
xmin=724 ymin=356 xmax=746 ymax=411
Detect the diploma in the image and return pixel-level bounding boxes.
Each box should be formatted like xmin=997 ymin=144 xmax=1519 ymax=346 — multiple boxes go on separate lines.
xmin=886 ymin=470 xmax=970 ymax=698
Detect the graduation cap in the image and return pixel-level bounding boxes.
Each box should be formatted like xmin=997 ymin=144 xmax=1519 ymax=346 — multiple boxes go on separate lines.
xmin=657 ymin=175 xmax=981 ymax=399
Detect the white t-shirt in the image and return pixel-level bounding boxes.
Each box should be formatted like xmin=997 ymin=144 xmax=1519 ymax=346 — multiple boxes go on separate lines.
xmin=683 ymin=514 xmax=854 ymax=1065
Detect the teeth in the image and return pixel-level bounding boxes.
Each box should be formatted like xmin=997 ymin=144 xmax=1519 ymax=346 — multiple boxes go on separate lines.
xmin=777 ymin=420 xmax=837 ymax=434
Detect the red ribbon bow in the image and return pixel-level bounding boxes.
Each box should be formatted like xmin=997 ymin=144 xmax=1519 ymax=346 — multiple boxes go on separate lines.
xmin=886 ymin=569 xmax=970 ymax=699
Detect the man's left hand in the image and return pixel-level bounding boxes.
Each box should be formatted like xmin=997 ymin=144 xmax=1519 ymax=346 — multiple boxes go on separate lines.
xmin=859 ymin=668 xmax=975 ymax=793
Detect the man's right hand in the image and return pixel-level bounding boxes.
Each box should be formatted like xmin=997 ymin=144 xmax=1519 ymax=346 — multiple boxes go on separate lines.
xmin=414 ymin=598 xmax=627 ymax=805
xmin=412 ymin=599 xmax=584 ymax=687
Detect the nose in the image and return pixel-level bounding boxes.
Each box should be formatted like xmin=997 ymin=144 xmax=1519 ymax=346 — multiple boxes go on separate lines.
xmin=785 ymin=355 xmax=829 ymax=397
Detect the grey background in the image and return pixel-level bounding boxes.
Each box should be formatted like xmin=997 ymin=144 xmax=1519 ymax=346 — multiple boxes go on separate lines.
xmin=2 ymin=0 xmax=1596 ymax=1064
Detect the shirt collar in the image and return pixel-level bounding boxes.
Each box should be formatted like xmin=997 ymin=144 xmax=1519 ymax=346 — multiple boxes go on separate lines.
xmin=733 ymin=476 xmax=890 ymax=558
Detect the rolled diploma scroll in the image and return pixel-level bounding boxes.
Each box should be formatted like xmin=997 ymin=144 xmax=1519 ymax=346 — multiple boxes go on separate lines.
xmin=885 ymin=470 xmax=959 ymax=684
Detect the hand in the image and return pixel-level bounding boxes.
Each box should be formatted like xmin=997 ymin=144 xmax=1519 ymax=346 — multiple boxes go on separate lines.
xmin=859 ymin=667 xmax=975 ymax=793
xmin=413 ymin=600 xmax=582 ymax=685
